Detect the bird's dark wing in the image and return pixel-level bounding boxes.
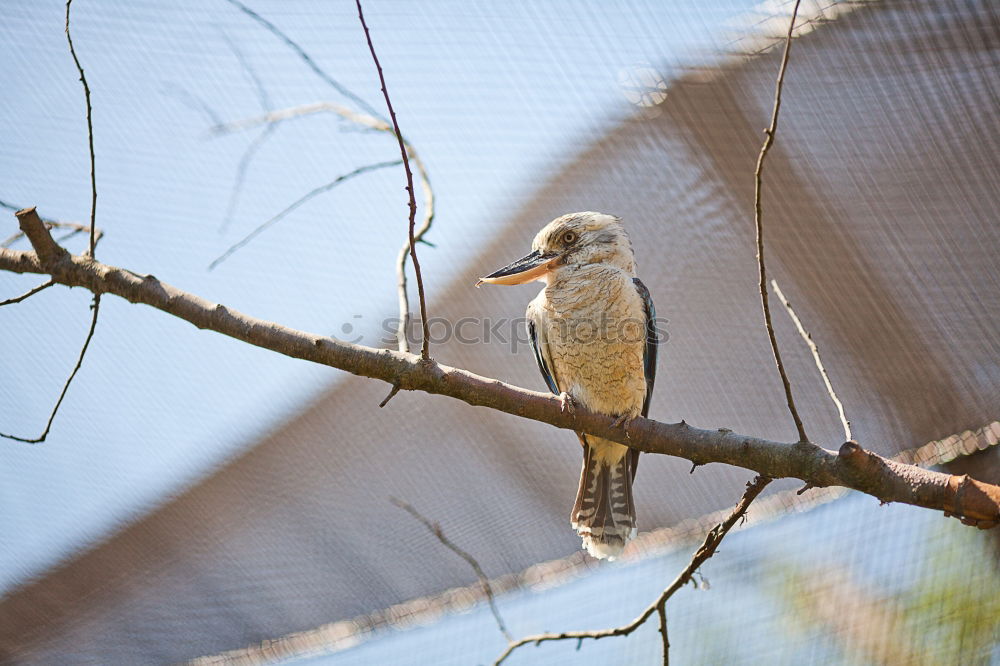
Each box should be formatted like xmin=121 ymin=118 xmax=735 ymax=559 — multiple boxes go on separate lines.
xmin=633 ymin=277 xmax=659 ymax=417
xmin=527 ymin=311 xmax=560 ymax=395
xmin=628 ymin=278 xmax=659 ymax=482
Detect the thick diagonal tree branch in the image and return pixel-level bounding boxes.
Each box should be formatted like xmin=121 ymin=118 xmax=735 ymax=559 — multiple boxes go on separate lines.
xmin=3 ymin=211 xmax=998 ymax=527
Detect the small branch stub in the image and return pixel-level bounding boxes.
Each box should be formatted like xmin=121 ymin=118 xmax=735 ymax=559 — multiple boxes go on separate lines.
xmin=838 ymin=440 xmax=863 ymax=461
xmin=16 ymin=208 xmax=65 ymax=266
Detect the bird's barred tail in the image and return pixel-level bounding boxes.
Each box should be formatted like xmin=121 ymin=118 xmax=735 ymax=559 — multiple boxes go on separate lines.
xmin=571 ymin=437 xmax=637 ymax=560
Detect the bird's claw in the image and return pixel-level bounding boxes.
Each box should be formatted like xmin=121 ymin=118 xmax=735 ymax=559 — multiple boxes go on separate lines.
xmin=559 ymin=392 xmax=576 ymax=415
xmin=611 ymin=413 xmax=633 ymax=439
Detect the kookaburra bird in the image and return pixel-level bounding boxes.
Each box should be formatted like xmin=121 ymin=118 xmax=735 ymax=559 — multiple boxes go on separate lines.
xmin=478 ymin=212 xmax=658 ymax=559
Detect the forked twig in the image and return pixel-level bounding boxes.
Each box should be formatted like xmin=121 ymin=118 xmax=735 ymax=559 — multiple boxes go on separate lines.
xmin=3 ymin=3 xmax=105 ymax=444
xmin=391 ymin=497 xmax=512 ymax=641
xmin=753 ymin=0 xmax=807 ymax=443
xmin=212 ymin=2 xmax=438 ymax=355
xmin=494 ymin=476 xmax=772 ymax=664
xmin=771 ymin=279 xmax=852 ymax=441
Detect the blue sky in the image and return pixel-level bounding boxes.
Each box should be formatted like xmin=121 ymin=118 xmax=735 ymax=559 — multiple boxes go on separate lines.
xmin=0 ymin=0 xmax=758 ymax=593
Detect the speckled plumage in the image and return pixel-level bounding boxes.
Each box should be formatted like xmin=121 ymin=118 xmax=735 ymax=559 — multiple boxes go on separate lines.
xmin=528 ymin=264 xmax=647 ymax=421
xmin=482 ymin=212 xmax=658 ymax=560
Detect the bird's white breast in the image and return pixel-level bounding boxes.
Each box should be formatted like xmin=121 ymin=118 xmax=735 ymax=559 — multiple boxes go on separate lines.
xmin=531 ymin=265 xmax=647 ymax=418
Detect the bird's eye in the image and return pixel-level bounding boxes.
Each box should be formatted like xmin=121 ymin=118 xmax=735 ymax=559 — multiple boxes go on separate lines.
xmin=562 ymin=231 xmax=577 ymax=244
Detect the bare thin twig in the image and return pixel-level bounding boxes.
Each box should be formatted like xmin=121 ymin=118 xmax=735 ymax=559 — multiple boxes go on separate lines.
xmin=494 ymin=476 xmax=772 ymax=664
xmin=355 ymin=0 xmax=431 ymax=360
xmin=391 ymin=497 xmax=512 ymax=641
xmin=0 ymin=279 xmax=55 ymax=307
xmin=0 ymin=293 xmax=101 ymax=444
xmin=65 ymin=0 xmax=97 ymax=257
xmin=657 ymin=602 xmax=669 ymax=666
xmin=208 ymin=160 xmax=401 ymax=271
xmin=772 ymin=279 xmax=852 ymax=441
xmin=753 ymin=0 xmax=807 ymax=443
xmin=392 ymin=145 xmax=434 ymax=355
xmin=377 ymin=384 xmax=400 ymax=408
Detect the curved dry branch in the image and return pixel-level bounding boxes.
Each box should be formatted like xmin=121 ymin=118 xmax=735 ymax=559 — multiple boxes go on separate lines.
xmin=220 ymin=124 xmax=279 ymax=233
xmin=356 ymin=0 xmax=431 ymax=360
xmin=2 ymin=215 xmax=998 ymax=527
xmin=65 ymin=0 xmax=97 ymax=257
xmin=210 ymin=102 xmax=388 ymax=136
xmin=0 ymin=288 xmax=100 ymax=444
xmin=494 ymin=476 xmax=772 ymax=665
xmin=8 ymin=2 xmax=109 ymax=445
xmin=753 ymin=0 xmax=807 ymax=443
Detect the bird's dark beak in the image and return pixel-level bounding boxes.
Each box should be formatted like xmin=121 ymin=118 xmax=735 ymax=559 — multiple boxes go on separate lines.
xmin=476 ymin=250 xmax=559 ymax=286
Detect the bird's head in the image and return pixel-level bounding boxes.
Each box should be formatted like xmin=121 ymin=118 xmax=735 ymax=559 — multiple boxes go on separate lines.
xmin=477 ymin=212 xmax=635 ymax=286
